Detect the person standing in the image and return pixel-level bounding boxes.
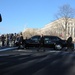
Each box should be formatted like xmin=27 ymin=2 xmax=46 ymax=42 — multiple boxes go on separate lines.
xmin=66 ymin=36 xmax=74 ymax=51
xmin=18 ymin=33 xmax=24 ymax=49
xmin=13 ymin=33 xmax=17 ymax=46
xmin=6 ymin=34 xmax=9 ymax=46
xmin=1 ymin=34 xmax=5 ymax=46
xmin=38 ymin=34 xmax=45 ymax=51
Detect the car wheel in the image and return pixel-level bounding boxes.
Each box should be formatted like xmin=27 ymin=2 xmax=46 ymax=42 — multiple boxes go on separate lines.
xmin=55 ymin=44 xmax=62 ymax=50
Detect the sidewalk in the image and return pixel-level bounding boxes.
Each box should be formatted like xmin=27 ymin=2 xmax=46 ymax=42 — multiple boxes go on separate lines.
xmin=0 ymin=46 xmax=18 ymax=52
xmin=0 ymin=46 xmax=16 ymax=49
xmin=0 ymin=46 xmax=10 ymax=49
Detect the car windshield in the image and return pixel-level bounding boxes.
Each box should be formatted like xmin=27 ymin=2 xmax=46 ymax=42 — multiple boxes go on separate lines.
xmin=30 ymin=36 xmax=40 ymax=41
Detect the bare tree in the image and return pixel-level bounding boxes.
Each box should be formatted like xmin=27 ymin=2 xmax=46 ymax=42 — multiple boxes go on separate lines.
xmin=55 ymin=4 xmax=75 ymax=39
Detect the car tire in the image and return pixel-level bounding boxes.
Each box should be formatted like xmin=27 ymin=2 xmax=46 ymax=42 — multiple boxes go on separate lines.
xmin=55 ymin=44 xmax=62 ymax=50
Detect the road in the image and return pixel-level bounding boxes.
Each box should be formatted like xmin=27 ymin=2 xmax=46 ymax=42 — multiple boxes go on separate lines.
xmin=0 ymin=48 xmax=75 ymax=75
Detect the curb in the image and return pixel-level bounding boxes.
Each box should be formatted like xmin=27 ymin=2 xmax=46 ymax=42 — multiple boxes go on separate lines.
xmin=0 ymin=47 xmax=18 ymax=51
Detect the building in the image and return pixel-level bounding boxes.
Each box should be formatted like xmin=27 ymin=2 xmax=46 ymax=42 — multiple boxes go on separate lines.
xmin=38 ymin=18 xmax=75 ymax=41
xmin=23 ymin=18 xmax=75 ymax=41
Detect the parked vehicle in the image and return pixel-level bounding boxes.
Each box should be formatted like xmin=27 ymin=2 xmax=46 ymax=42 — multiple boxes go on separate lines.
xmin=42 ymin=35 xmax=67 ymax=50
xmin=23 ymin=35 xmax=67 ymax=50
xmin=24 ymin=35 xmax=41 ymax=49
xmin=15 ymin=35 xmax=74 ymax=50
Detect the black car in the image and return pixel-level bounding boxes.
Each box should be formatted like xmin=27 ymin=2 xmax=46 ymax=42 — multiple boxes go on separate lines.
xmin=23 ymin=35 xmax=68 ymax=50
xmin=24 ymin=35 xmax=41 ymax=48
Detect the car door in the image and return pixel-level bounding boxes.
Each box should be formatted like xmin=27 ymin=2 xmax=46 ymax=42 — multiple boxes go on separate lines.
xmin=26 ymin=35 xmax=40 ymax=47
xmin=44 ymin=36 xmax=54 ymax=48
xmin=51 ymin=36 xmax=62 ymax=44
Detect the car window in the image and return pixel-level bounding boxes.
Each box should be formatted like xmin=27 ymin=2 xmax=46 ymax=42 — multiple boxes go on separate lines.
xmin=51 ymin=37 xmax=60 ymax=41
xmin=44 ymin=37 xmax=50 ymax=41
xmin=44 ymin=37 xmax=52 ymax=44
xmin=30 ymin=36 xmax=40 ymax=41
xmin=32 ymin=38 xmax=38 ymax=41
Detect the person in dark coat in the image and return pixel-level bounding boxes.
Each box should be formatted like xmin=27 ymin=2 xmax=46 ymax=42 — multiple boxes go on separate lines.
xmin=18 ymin=33 xmax=24 ymax=49
xmin=67 ymin=37 xmax=72 ymax=44
xmin=66 ymin=36 xmax=74 ymax=51
xmin=37 ymin=34 xmax=45 ymax=51
xmin=1 ymin=34 xmax=5 ymax=46
xmin=6 ymin=34 xmax=9 ymax=46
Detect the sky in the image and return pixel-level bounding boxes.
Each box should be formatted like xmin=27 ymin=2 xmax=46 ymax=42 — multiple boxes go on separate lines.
xmin=0 ymin=0 xmax=75 ymax=34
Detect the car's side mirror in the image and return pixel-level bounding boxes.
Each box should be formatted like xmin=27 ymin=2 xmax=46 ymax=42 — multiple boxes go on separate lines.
xmin=0 ymin=14 xmax=2 ymax=22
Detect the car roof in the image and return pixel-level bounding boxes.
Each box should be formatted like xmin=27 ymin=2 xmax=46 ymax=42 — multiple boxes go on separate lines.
xmin=43 ymin=35 xmax=59 ymax=37
xmin=32 ymin=35 xmax=59 ymax=37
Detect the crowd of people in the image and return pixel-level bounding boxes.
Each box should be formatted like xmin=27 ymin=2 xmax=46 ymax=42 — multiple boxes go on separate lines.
xmin=0 ymin=32 xmax=23 ymax=47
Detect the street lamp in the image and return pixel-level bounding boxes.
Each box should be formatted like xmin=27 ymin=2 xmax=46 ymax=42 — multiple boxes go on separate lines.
xmin=0 ymin=14 xmax=2 ymax=22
